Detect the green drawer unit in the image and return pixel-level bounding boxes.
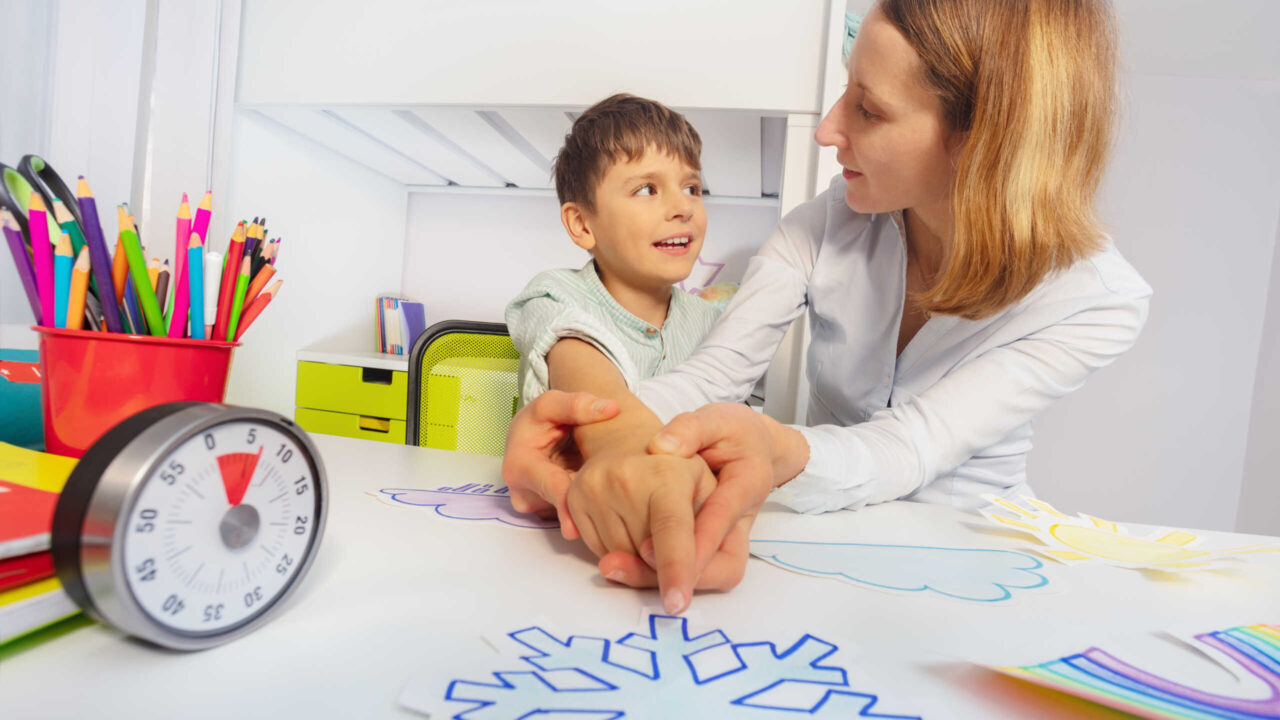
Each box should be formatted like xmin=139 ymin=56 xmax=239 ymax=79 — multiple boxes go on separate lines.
xmin=295 ymin=407 xmax=406 ymax=444
xmin=296 ymin=360 xmax=407 ymax=419
xmin=423 ymin=356 xmax=519 ymax=456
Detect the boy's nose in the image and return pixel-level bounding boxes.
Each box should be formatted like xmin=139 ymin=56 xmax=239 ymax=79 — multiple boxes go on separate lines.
xmin=667 ymin=192 xmax=695 ymax=220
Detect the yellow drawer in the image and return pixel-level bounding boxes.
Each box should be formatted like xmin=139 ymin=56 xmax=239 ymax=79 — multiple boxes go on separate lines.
xmin=295 ymin=407 xmax=405 ymax=444
xmin=296 ymin=361 xmax=407 ymax=419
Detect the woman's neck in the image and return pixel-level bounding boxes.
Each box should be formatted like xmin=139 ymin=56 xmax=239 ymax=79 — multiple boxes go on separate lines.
xmin=903 ymin=204 xmax=952 ymax=284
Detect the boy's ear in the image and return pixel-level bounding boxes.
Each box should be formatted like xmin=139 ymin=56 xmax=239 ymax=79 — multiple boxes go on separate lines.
xmin=561 ymin=202 xmax=595 ymax=252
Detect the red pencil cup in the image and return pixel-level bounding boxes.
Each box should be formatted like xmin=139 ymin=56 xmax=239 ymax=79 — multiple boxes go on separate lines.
xmin=35 ymin=327 xmax=238 ymax=458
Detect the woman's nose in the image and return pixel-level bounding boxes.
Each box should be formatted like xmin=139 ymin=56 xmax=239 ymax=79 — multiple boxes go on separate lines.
xmin=815 ymin=95 xmax=847 ymax=148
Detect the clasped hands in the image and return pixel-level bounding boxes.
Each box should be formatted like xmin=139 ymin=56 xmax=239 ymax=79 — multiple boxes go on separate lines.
xmin=500 ymin=391 xmax=795 ymax=615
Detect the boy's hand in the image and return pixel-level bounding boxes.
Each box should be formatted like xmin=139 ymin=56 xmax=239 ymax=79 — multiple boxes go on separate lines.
xmin=596 ymin=515 xmax=753 ymax=595
xmin=646 ymin=403 xmax=809 ymax=584
xmin=501 ymin=390 xmax=620 ymax=540
xmin=566 ymin=451 xmax=716 ymax=613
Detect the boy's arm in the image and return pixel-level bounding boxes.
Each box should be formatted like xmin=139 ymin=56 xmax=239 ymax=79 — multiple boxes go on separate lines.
xmin=546 ymin=338 xmax=662 ymax=455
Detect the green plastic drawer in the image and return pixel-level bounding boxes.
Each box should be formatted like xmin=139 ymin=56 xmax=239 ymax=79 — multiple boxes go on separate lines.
xmin=295 ymin=407 xmax=405 ymax=444
xmin=296 ymin=361 xmax=407 ymax=419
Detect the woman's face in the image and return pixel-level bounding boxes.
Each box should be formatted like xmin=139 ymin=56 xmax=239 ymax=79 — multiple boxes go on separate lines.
xmin=815 ymin=9 xmax=962 ymax=217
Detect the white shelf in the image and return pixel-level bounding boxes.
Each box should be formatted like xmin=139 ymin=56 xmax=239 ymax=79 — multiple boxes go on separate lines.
xmin=296 ymin=347 xmax=410 ymax=372
xmin=240 ymin=105 xmax=788 ymax=199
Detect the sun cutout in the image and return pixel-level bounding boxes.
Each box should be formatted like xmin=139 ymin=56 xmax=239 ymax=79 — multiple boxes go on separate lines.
xmin=980 ymin=496 xmax=1280 ymax=571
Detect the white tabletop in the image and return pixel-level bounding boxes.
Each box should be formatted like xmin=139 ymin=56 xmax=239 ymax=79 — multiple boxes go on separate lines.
xmin=3 ymin=434 xmax=1278 ymax=719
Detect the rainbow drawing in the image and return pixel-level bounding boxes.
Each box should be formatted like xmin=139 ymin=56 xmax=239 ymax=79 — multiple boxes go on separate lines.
xmin=993 ymin=624 xmax=1280 ymax=719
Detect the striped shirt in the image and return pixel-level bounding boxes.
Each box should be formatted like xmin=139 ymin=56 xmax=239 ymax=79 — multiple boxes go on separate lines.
xmin=506 ymin=260 xmax=721 ymax=404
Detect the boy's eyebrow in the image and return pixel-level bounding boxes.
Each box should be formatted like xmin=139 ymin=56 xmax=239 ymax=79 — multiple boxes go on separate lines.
xmin=621 ymin=170 xmax=703 ymax=184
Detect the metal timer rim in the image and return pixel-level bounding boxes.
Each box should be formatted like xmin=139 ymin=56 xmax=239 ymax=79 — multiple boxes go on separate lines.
xmin=51 ymin=402 xmax=328 ymax=651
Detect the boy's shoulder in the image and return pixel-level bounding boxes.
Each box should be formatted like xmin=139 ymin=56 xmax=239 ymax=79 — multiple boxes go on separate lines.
xmin=513 ymin=264 xmax=598 ymax=304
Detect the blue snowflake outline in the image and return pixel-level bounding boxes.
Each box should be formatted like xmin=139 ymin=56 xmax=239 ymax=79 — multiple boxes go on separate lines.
xmin=442 ymin=614 xmax=921 ymax=719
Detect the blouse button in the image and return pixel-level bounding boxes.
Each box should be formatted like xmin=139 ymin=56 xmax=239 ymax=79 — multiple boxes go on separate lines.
xmin=645 ymin=328 xmax=657 ymax=335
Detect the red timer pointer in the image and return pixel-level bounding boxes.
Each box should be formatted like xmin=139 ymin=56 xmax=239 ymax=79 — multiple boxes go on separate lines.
xmin=217 ymin=447 xmax=263 ymax=506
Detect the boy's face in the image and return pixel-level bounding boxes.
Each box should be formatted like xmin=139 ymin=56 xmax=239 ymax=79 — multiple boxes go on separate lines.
xmin=572 ymin=149 xmax=705 ymax=295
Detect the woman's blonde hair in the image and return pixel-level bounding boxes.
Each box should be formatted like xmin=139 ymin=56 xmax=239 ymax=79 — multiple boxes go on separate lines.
xmin=879 ymin=0 xmax=1118 ymax=319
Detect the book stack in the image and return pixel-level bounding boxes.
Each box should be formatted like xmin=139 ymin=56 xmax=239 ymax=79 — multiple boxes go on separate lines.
xmin=376 ymin=296 xmax=427 ymax=355
xmin=0 ymin=443 xmax=81 ymax=646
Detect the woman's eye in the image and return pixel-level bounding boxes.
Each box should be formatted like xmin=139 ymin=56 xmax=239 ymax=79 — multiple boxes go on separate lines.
xmin=634 ymin=184 xmax=655 ymax=196
xmin=856 ymin=103 xmax=878 ymax=121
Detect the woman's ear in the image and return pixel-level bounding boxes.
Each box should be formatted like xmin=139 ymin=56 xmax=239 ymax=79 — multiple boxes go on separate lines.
xmin=561 ymin=202 xmax=595 ymax=252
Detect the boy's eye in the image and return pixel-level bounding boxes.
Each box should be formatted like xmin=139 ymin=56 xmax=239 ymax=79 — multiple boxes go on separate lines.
xmin=683 ymin=184 xmax=702 ymax=196
xmin=634 ymin=184 xmax=655 ymax=196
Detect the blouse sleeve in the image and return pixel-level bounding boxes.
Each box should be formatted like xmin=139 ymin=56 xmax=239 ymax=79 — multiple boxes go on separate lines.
xmin=771 ymin=273 xmax=1152 ymax=513
xmin=635 ymin=192 xmax=832 ymax=423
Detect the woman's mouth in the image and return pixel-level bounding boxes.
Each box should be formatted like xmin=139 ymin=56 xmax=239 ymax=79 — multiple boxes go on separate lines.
xmin=843 ymin=168 xmax=863 ymax=179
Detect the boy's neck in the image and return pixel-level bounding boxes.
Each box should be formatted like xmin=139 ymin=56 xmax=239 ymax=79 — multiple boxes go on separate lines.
xmin=595 ymin=263 xmax=672 ymax=328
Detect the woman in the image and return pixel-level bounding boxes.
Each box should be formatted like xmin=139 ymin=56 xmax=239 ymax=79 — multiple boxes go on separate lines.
xmin=503 ymin=0 xmax=1151 ymax=613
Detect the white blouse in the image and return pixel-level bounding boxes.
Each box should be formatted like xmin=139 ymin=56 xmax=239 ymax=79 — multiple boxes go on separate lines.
xmin=636 ymin=176 xmax=1152 ymax=513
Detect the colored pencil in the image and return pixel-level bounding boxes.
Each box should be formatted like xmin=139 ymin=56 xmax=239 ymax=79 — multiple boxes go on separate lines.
xmin=191 ymin=191 xmax=211 ymax=245
xmin=122 ymin=274 xmax=143 ymax=334
xmin=154 ymin=260 xmax=170 ymax=316
xmin=50 ymin=199 xmax=87 ymax=261
xmin=75 ymin=177 xmax=123 ymax=333
xmin=243 ymin=264 xmax=276 ymax=309
xmin=118 ymin=207 xmax=165 ymax=336
xmin=187 ymin=234 xmax=205 ymax=340
xmin=111 ymin=236 xmax=129 ymax=304
xmin=28 ymin=193 xmax=55 ymax=327
xmin=54 ymin=233 xmax=74 ymax=328
xmin=212 ymin=223 xmax=245 ymax=342
xmin=66 ymin=247 xmax=90 ymax=331
xmin=147 ymin=257 xmax=160 ymax=291
xmin=226 ymin=256 xmax=251 ymax=341
xmin=233 ymin=279 xmax=280 ymax=341
xmin=2 ymin=210 xmax=41 ymax=323
xmin=167 ymin=194 xmax=190 ymax=319
xmin=204 ymin=249 xmax=222 ymax=336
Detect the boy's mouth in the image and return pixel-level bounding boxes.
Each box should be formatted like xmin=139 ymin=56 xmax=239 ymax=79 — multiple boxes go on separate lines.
xmin=653 ymin=235 xmax=692 ymax=255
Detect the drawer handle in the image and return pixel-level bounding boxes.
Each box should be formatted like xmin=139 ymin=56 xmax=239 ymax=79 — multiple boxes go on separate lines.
xmin=359 ymin=416 xmax=391 ymax=433
xmin=362 ymin=367 xmax=393 ymax=385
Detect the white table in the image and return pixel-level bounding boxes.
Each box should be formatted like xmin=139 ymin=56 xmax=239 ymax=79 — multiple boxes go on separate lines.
xmin=3 ymin=434 xmax=1278 ymax=719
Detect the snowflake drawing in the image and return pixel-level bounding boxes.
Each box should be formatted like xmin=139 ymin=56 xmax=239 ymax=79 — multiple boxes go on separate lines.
xmin=439 ymin=614 xmax=920 ymax=719
xmin=377 ymin=484 xmax=559 ymax=530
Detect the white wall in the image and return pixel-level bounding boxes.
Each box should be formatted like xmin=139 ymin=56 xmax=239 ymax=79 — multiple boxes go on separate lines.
xmin=1025 ymin=2 xmax=1280 ymax=531
xmin=221 ymin=110 xmax=408 ymax=416
xmin=0 ymin=0 xmax=147 ymax=347
xmin=399 ymin=193 xmax=778 ymax=327
xmin=1239 ymin=212 xmax=1280 ymax=534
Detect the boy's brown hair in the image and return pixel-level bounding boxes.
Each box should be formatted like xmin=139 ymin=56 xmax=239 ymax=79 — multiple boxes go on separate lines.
xmin=553 ymin=93 xmax=702 ymax=212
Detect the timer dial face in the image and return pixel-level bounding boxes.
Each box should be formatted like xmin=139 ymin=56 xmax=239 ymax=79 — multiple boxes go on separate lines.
xmin=120 ymin=420 xmax=321 ymax=635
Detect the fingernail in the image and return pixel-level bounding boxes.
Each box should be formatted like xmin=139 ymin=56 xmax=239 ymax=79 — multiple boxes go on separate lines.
xmin=652 ymin=433 xmax=679 ymax=453
xmin=605 ymin=570 xmax=625 ymax=583
xmin=641 ymin=544 xmax=656 ymax=566
xmin=591 ymin=399 xmax=612 ymax=415
xmin=663 ymin=589 xmax=686 ymax=614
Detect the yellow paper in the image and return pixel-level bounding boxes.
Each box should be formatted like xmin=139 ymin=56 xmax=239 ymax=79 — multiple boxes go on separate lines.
xmin=979 ymin=495 xmax=1280 ymax=571
xmin=0 ymin=442 xmax=77 ymax=494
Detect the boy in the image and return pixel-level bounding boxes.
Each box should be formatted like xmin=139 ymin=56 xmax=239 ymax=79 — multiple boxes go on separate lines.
xmin=506 ymin=93 xmax=718 ymax=404
xmin=505 ymin=94 xmax=726 ymax=613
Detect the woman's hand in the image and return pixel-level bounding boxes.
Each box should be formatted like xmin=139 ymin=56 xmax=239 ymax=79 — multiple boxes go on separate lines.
xmin=500 ymin=390 xmax=620 ymax=540
xmin=644 ymin=403 xmax=810 ymax=588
